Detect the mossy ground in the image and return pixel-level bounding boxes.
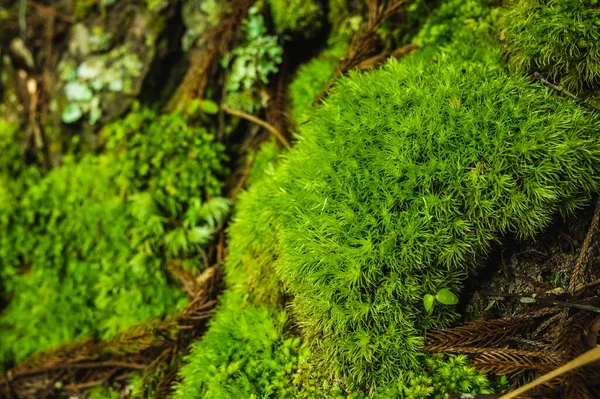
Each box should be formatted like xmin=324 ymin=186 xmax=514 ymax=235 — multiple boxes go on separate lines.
xmin=1 ymin=0 xmax=600 ymax=397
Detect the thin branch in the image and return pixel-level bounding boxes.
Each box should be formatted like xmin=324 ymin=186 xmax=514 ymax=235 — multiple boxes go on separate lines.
xmin=533 ymin=72 xmax=600 ymax=114
xmin=231 ymin=150 xmax=258 ymax=202
xmin=222 ymin=104 xmax=291 ymax=149
xmin=569 ymin=198 xmax=600 ymax=292
xmin=488 ymin=294 xmax=600 ymax=314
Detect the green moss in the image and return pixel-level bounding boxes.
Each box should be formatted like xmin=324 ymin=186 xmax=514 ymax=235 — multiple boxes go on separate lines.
xmin=74 ymin=0 xmax=98 ymax=20
xmin=0 ymin=108 xmax=229 ymax=366
xmin=224 ymin=141 xmax=285 ymax=304
xmin=413 ymin=0 xmax=500 ymax=57
xmin=267 ymin=0 xmax=324 ymax=37
xmin=173 ymin=290 xmax=296 ymax=399
xmin=276 ymin=51 xmax=600 ymax=389
xmin=327 ymin=0 xmax=364 ymax=37
xmin=174 ymin=134 xmax=497 ymax=397
xmin=223 ymin=6 xmax=283 ymax=113
xmin=502 ymin=0 xmax=600 ymax=92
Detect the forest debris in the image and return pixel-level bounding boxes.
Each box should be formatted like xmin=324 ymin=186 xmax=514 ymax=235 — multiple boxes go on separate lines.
xmin=487 ymin=294 xmax=600 ymax=314
xmin=499 ymin=346 xmax=600 ymax=399
xmin=584 ymin=316 xmax=600 ymax=351
xmin=569 ymin=198 xmax=600 ymax=292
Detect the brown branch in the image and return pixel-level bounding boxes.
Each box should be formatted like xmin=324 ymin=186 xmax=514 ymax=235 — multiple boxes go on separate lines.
xmin=569 ymin=198 xmax=600 ymax=292
xmin=533 ymin=73 xmax=600 ymax=114
xmin=266 ymin=60 xmax=294 ymax=142
xmin=3 ymin=361 xmax=146 ymax=382
xmin=231 ymin=150 xmax=258 ymax=202
xmin=354 ymin=43 xmax=419 ymax=71
xmin=488 ymin=294 xmax=600 ymax=314
xmin=222 ymin=104 xmax=291 ymax=149
xmin=575 ymin=278 xmax=600 ymax=293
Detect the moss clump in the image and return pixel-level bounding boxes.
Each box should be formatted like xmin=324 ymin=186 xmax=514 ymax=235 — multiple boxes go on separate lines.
xmin=267 ymin=0 xmax=323 ymax=37
xmin=502 ymin=0 xmax=600 ymax=92
xmin=0 ymin=108 xmax=228 ymax=366
xmin=275 ymin=51 xmax=600 ymax=389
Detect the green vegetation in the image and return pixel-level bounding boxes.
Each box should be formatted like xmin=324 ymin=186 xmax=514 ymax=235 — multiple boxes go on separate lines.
xmin=276 ymin=51 xmax=600 ymax=389
xmin=2 ymin=1 xmax=600 ymax=397
xmin=0 ymin=107 xmax=228 ymax=366
xmin=413 ymin=0 xmax=500 ymax=56
xmin=223 ymin=6 xmax=284 ymax=113
xmin=267 ymin=0 xmax=323 ymax=37
xmin=174 ymin=46 xmax=600 ymax=396
xmin=502 ymin=0 xmax=600 ymax=92
xmin=173 ymin=291 xmax=296 ymax=399
xmin=59 ymin=45 xmax=145 ymax=125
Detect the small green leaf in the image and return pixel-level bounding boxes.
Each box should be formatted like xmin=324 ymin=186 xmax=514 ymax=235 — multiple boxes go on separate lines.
xmin=423 ymin=294 xmax=435 ymax=314
xmin=65 ymin=81 xmax=93 ymax=102
xmin=200 ymin=100 xmax=220 ymax=115
xmin=62 ymin=103 xmax=84 ymax=124
xmin=436 ymin=289 xmax=459 ymax=306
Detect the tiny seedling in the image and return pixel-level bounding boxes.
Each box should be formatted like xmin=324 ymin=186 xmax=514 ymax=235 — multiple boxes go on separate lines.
xmin=424 ymin=289 xmax=459 ymax=315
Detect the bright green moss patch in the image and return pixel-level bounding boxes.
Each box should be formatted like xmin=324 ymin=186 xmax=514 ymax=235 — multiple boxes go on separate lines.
xmin=0 ymin=108 xmax=229 ymax=366
xmin=502 ymin=0 xmax=600 ymax=92
xmin=276 ymin=51 xmax=600 ymax=389
xmin=224 ymin=141 xmax=285 ymax=303
xmin=173 ymin=290 xmax=296 ymax=399
xmin=174 ymin=135 xmax=497 ymax=398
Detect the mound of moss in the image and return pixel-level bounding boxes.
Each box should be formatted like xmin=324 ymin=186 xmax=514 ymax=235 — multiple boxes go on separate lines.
xmin=503 ymin=0 xmax=600 ymax=92
xmin=276 ymin=50 xmax=600 ymax=389
xmin=0 ymin=107 xmax=229 ymax=366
